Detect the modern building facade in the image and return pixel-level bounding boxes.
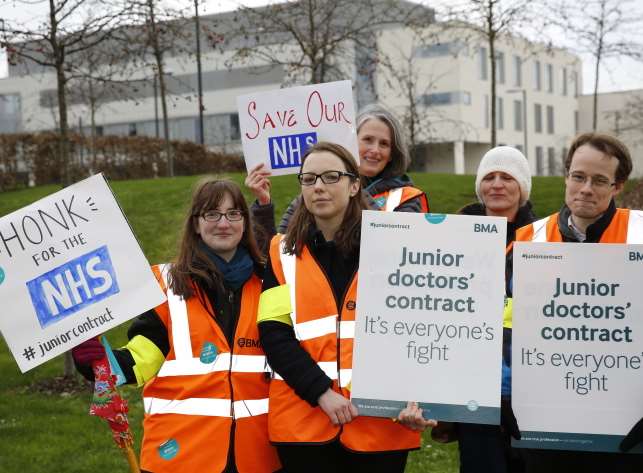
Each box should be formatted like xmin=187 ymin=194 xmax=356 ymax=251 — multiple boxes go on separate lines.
xmin=0 ymin=3 xmax=585 ymax=176
xmin=578 ymin=89 xmax=643 ymax=178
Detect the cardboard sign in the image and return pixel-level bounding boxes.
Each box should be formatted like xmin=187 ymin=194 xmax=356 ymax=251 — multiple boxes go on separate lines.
xmin=237 ymin=80 xmax=359 ymax=176
xmin=512 ymin=242 xmax=643 ymax=453
xmin=351 ymin=211 xmax=506 ymax=424
xmin=0 ymin=174 xmax=166 ymax=372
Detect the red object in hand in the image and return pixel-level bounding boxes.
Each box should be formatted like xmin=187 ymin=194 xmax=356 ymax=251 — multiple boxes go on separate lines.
xmin=72 ymin=337 xmax=105 ymax=365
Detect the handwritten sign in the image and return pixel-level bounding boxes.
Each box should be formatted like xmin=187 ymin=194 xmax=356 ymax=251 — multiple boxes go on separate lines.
xmin=0 ymin=174 xmax=166 ymax=372
xmin=512 ymin=242 xmax=643 ymax=453
xmin=237 ymin=80 xmax=359 ymax=176
xmin=351 ymin=211 xmax=506 ymax=424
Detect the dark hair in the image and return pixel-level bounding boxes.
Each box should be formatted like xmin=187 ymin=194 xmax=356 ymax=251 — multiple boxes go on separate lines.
xmin=565 ymin=132 xmax=633 ymax=184
xmin=284 ymin=142 xmax=368 ymax=256
xmin=356 ymin=103 xmax=410 ymax=178
xmin=168 ymin=178 xmax=262 ymax=298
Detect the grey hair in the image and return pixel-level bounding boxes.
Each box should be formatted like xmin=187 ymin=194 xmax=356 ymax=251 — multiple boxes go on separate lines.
xmin=356 ymin=103 xmax=411 ymax=177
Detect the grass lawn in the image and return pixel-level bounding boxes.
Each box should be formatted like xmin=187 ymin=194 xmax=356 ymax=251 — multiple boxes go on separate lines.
xmin=0 ymin=171 xmax=578 ymax=472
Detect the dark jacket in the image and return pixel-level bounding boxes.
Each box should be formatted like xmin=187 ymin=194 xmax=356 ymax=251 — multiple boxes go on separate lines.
xmin=259 ymin=226 xmax=359 ymax=406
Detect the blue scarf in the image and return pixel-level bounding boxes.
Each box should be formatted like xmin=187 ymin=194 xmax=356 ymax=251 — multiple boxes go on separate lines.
xmin=199 ymin=241 xmax=254 ymax=290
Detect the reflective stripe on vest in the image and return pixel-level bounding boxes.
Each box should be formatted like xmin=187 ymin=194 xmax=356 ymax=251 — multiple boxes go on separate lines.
xmin=157 ymin=265 xmax=268 ymax=377
xmin=274 ymin=362 xmax=353 ymax=388
xmin=384 ymin=188 xmax=404 ymax=211
xmin=144 ymin=397 xmax=269 ymax=419
xmin=278 ymin=241 xmax=354 ymax=384
xmin=530 ymin=217 xmax=549 ymax=242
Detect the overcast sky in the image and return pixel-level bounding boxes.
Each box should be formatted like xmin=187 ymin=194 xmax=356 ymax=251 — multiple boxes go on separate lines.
xmin=1 ymin=0 xmax=642 ymax=94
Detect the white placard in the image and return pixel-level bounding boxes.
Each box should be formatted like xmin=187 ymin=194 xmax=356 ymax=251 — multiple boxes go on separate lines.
xmin=512 ymin=242 xmax=643 ymax=453
xmin=351 ymin=211 xmax=506 ymax=423
xmin=0 ymin=174 xmax=166 ymax=372
xmin=237 ymin=80 xmax=359 ymax=176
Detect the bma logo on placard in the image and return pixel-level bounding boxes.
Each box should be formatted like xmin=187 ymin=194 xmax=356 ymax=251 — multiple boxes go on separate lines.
xmin=474 ymin=223 xmax=498 ymax=233
xmin=268 ymin=132 xmax=317 ymax=169
xmin=26 ymin=245 xmax=120 ymax=328
xmin=629 ymin=252 xmax=643 ymax=261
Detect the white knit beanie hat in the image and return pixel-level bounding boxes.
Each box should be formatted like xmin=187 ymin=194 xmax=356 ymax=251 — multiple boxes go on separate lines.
xmin=475 ymin=146 xmax=532 ymax=205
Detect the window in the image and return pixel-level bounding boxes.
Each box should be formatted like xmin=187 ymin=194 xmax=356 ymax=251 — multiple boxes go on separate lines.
xmin=548 ymin=147 xmax=556 ymax=175
xmin=414 ymin=41 xmax=464 ymax=58
xmin=496 ymin=51 xmax=505 ymax=84
xmin=572 ymin=71 xmax=579 ymax=97
xmin=546 ymin=64 xmax=554 ymax=93
xmin=513 ymin=55 xmax=522 ymax=87
xmin=562 ymin=147 xmax=568 ymax=169
xmin=496 ymin=97 xmax=504 ymax=130
xmin=484 ymin=95 xmax=490 ymax=128
xmin=479 ymin=47 xmax=488 ymax=80
xmin=562 ymin=68 xmax=568 ymax=96
xmin=423 ymin=91 xmax=472 ymax=106
xmin=536 ymin=146 xmax=544 ymax=175
xmin=534 ymin=103 xmax=543 ymax=133
xmin=574 ymin=110 xmax=579 ymax=133
xmin=0 ymin=93 xmax=22 ymax=133
xmin=514 ymin=100 xmax=523 ymax=131
xmin=534 ymin=61 xmax=541 ymax=91
xmin=546 ymin=105 xmax=554 ymax=134
xmin=128 ymin=123 xmax=137 ymax=136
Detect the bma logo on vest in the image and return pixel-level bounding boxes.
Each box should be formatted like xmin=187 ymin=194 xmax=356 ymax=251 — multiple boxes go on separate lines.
xmin=26 ymin=245 xmax=120 ymax=328
xmin=474 ymin=223 xmax=498 ymax=233
xmin=629 ymin=252 xmax=643 ymax=261
xmin=268 ymin=132 xmax=317 ymax=169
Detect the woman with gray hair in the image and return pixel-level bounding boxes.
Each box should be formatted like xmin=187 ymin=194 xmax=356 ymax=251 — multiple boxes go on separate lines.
xmin=247 ymin=104 xmax=429 ymax=233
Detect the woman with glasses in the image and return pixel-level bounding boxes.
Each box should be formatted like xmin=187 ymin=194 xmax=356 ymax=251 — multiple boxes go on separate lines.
xmin=247 ymin=104 xmax=429 ymax=233
xmin=72 ymin=179 xmax=281 ymax=473
xmin=257 ymin=142 xmax=427 ymax=472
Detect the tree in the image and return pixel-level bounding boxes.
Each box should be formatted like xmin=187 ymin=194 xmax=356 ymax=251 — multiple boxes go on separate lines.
xmin=224 ymin=0 xmax=434 ymax=85
xmin=552 ymin=0 xmax=643 ymax=130
xmin=114 ymin=0 xmax=191 ymax=177
xmin=438 ymin=0 xmax=538 ymax=147
xmin=0 ymin=0 xmax=125 ymax=187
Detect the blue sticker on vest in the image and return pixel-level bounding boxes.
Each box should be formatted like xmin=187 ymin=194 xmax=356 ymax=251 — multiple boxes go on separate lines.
xmin=425 ymin=213 xmax=447 ymax=224
xmin=0 ymin=266 xmax=4 ymax=286
xmin=374 ymin=196 xmax=386 ymax=208
xmin=158 ymin=438 xmax=179 ymax=460
xmin=200 ymin=342 xmax=218 ymax=364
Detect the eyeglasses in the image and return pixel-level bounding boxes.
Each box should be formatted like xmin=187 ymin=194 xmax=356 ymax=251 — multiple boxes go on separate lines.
xmin=298 ymin=170 xmax=356 ymax=186
xmin=567 ymin=172 xmax=616 ymax=189
xmin=199 ymin=209 xmax=244 ymax=222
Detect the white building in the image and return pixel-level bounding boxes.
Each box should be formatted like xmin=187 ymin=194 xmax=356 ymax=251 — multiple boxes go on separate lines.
xmin=578 ymin=89 xmax=643 ymax=178
xmin=0 ymin=4 xmax=583 ymax=175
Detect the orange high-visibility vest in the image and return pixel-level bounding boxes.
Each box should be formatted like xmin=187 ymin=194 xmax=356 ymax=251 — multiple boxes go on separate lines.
xmin=372 ymin=186 xmax=430 ymax=212
xmin=515 ymin=208 xmax=643 ymax=243
xmin=266 ymin=237 xmax=420 ymax=452
xmin=140 ymin=265 xmax=281 ymax=473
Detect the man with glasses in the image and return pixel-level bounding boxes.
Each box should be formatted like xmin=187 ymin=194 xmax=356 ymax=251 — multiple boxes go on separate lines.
xmin=511 ymin=132 xmax=643 ymax=471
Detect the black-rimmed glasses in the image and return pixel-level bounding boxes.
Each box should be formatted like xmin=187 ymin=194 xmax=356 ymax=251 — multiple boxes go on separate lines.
xmin=199 ymin=209 xmax=244 ymax=222
xmin=298 ymin=170 xmax=356 ymax=186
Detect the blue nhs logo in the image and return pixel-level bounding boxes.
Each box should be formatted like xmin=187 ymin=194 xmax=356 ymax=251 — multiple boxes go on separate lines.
xmin=26 ymin=245 xmax=120 ymax=328
xmin=268 ymin=132 xmax=317 ymax=169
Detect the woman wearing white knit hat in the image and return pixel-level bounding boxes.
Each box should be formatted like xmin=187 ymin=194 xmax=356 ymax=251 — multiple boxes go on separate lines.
xmin=432 ymin=146 xmax=536 ymax=473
